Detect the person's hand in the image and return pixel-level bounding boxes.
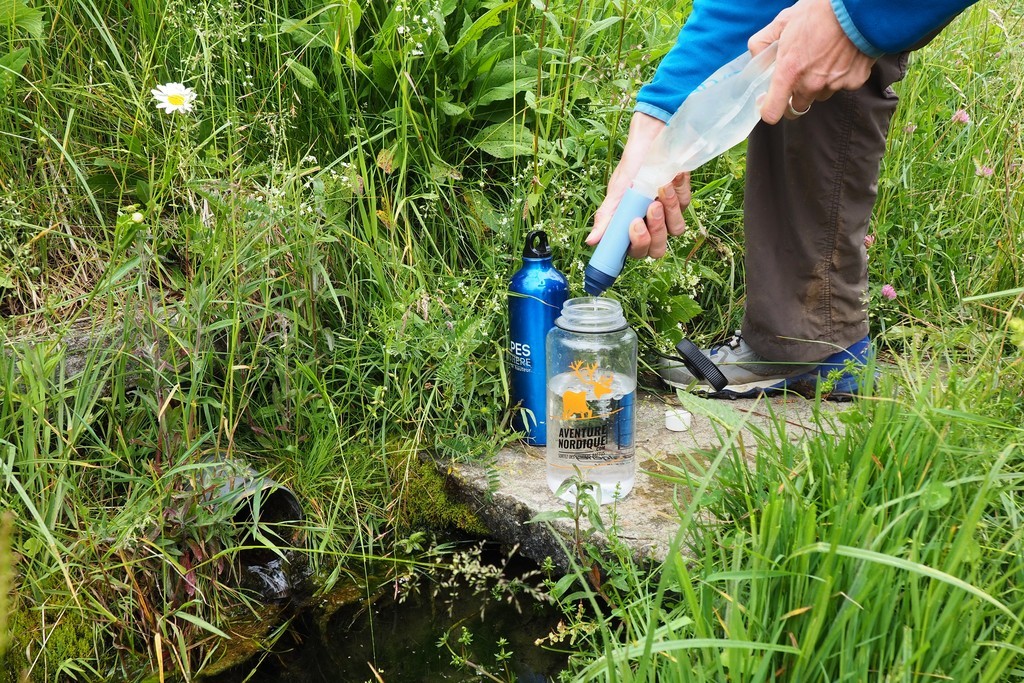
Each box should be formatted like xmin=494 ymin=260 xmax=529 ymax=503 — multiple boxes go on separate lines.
xmin=749 ymin=0 xmax=876 ymax=124
xmin=587 ymin=112 xmax=691 ymax=260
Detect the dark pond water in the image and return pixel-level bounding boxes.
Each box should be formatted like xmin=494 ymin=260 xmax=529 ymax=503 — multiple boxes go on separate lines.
xmin=213 ymin=545 xmax=569 ymax=682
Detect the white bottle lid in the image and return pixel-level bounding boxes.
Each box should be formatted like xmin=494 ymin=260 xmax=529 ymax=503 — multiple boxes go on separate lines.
xmin=664 ymin=408 xmax=692 ymax=432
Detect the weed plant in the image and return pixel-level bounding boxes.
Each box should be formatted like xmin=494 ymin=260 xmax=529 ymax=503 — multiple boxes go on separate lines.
xmin=0 ymin=0 xmax=1021 ymax=678
xmin=548 ymin=350 xmax=1024 ymax=680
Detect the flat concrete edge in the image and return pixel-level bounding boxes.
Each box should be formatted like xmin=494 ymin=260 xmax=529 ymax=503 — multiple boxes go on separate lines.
xmin=443 ymin=392 xmax=844 ymax=570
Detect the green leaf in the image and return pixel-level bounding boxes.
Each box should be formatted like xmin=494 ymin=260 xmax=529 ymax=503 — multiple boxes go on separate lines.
xmin=473 ymin=51 xmax=541 ymax=106
xmin=704 ymin=569 xmax=825 ymax=583
xmin=673 ymin=390 xmax=752 ymax=433
xmin=962 ymin=286 xmax=1024 ymax=302
xmin=920 ymin=480 xmax=952 ymax=511
xmin=468 ymin=35 xmax=515 ymax=76
xmin=86 ymin=171 xmax=122 ymax=195
xmin=0 ymin=47 xmax=29 ymax=99
xmin=91 ymin=157 xmax=124 ymax=170
xmin=792 ymin=542 xmax=1021 ymax=623
xmin=542 ymin=11 xmax=562 ymax=38
xmin=285 ymin=58 xmax=320 ymax=91
xmin=579 ymin=16 xmax=620 ymax=44
xmin=450 ymin=0 xmax=517 ymax=56
xmin=436 ymin=96 xmax=467 ymax=116
xmin=173 ymin=610 xmax=231 ymax=639
xmin=572 ymin=79 xmax=598 ymax=102
xmin=440 ymin=0 xmax=458 ymax=18
xmin=135 ymin=179 xmax=151 ymax=204
xmin=344 ymin=47 xmax=371 ymax=74
xmin=331 ymin=0 xmax=362 ymax=50
xmin=471 ymin=121 xmax=533 ymax=159
xmin=579 ymin=639 xmax=799 ymax=677
xmin=371 ymin=48 xmax=399 ymax=91
xmin=280 ymin=17 xmax=331 ymax=49
xmin=658 ymin=294 xmax=702 ymax=328
xmin=528 ymin=509 xmax=574 ymax=523
xmin=21 ymin=535 xmax=43 ymax=558
xmin=429 ymin=161 xmax=462 ymax=181
xmin=475 ymin=76 xmax=533 ymax=106
xmin=0 ymin=0 xmax=44 ymax=39
xmin=551 ymin=573 xmax=577 ymax=598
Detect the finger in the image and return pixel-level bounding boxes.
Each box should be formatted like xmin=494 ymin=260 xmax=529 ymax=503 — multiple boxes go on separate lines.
xmin=625 ymin=217 xmax=651 ymax=260
xmin=748 ymin=7 xmax=788 ymax=55
xmin=784 ymin=95 xmax=813 ymax=119
xmin=643 ymin=201 xmax=669 ymax=259
xmin=658 ymin=182 xmax=687 ymax=238
xmin=760 ymin=68 xmax=796 ymax=125
xmin=748 ymin=26 xmax=777 ymax=56
xmin=673 ymin=172 xmax=692 ymax=210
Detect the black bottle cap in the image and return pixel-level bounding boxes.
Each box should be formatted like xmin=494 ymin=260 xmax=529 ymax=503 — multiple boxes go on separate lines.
xmin=675 ymin=338 xmax=729 ymax=392
xmin=523 ymin=230 xmax=552 ymax=258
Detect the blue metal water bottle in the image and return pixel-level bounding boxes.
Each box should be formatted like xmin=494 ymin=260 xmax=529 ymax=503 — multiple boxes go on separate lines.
xmin=508 ymin=230 xmax=569 ymax=445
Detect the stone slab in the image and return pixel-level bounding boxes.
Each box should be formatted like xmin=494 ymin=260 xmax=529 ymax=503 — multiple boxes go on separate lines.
xmin=445 ymin=391 xmax=842 ymax=569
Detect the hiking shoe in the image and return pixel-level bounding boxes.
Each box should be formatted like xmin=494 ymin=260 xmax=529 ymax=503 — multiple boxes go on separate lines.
xmin=660 ymin=332 xmax=871 ymax=400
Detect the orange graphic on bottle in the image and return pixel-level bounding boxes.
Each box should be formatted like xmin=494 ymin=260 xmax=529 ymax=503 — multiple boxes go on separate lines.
xmin=560 ymin=361 xmax=614 ymax=421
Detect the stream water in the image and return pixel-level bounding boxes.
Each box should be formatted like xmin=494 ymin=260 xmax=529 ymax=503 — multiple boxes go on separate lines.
xmin=213 ymin=545 xmax=569 ymax=682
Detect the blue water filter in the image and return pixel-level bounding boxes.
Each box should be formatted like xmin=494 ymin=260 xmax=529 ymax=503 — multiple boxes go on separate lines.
xmin=508 ymin=230 xmax=569 ymax=445
xmin=584 ymin=187 xmax=655 ymax=295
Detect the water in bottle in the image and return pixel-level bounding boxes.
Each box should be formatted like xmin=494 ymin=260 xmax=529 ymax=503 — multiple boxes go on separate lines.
xmin=546 ymin=297 xmax=637 ymax=504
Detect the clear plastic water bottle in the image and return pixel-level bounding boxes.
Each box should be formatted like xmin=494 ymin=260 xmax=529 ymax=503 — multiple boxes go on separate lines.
xmin=546 ymin=297 xmax=637 ymax=504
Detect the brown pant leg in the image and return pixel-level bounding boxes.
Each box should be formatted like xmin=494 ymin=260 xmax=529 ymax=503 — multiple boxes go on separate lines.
xmin=741 ymin=53 xmax=909 ymax=363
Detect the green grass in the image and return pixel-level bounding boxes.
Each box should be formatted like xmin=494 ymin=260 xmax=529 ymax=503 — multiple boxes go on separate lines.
xmin=554 ymin=357 xmax=1024 ymax=681
xmin=1 ymin=0 xmax=1023 ymax=679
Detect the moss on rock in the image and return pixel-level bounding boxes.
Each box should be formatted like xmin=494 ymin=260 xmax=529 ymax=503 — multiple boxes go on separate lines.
xmin=1 ymin=601 xmax=96 ymax=683
xmin=391 ymin=453 xmax=489 ymax=536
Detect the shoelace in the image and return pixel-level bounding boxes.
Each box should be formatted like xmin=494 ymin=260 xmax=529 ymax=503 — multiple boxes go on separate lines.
xmin=714 ymin=331 xmax=743 ymax=355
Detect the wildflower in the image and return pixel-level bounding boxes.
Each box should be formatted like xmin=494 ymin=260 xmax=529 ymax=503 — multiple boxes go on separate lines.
xmin=880 ymin=284 xmax=897 ymax=300
xmin=1009 ymin=317 xmax=1024 ymax=351
xmin=864 ymin=234 xmax=875 ymax=248
xmin=903 ymin=123 xmax=917 ymax=134
xmin=951 ymin=109 xmax=970 ymax=124
xmin=975 ymin=163 xmax=994 ymax=177
xmin=131 ymin=211 xmax=144 ymax=223
xmin=151 ymin=82 xmax=197 ymax=114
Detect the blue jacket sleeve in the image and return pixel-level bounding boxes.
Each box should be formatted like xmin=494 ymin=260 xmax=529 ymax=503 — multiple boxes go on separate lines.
xmin=635 ymin=0 xmax=791 ymax=122
xmin=635 ymin=0 xmax=977 ymax=122
xmin=832 ymin=0 xmax=978 ymax=57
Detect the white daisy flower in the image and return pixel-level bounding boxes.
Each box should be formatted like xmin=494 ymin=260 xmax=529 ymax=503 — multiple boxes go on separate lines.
xmin=151 ymin=82 xmax=197 ymax=114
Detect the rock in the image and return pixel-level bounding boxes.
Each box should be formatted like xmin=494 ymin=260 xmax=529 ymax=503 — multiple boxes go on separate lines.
xmin=444 ymin=391 xmax=841 ymax=570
